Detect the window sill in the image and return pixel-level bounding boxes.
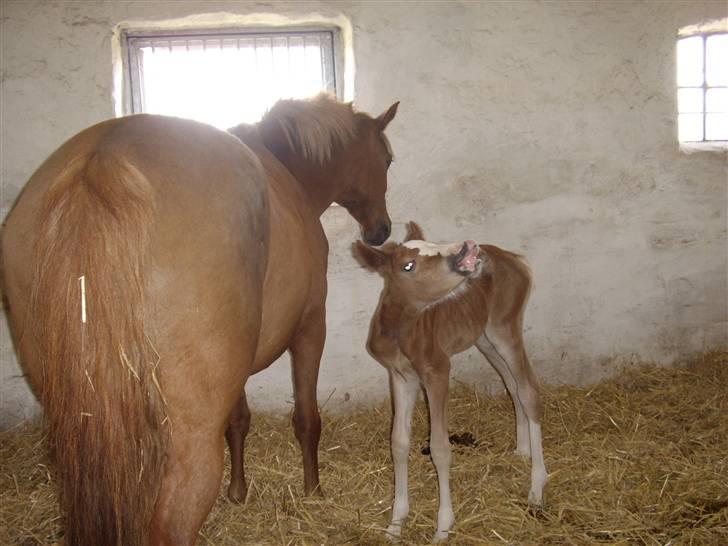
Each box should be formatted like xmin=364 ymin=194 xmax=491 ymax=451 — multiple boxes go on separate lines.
xmin=679 ymin=141 xmax=728 ymax=154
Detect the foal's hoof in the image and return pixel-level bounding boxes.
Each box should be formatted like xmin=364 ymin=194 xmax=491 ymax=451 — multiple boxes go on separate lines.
xmin=385 ymin=523 xmax=403 ymax=542
xmin=527 ymin=489 xmax=545 ymax=510
xmin=431 ymin=529 xmax=449 ymax=543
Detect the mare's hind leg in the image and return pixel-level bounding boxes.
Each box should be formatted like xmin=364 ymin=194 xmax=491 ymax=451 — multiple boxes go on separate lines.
xmin=475 ymin=335 xmax=530 ymax=456
xmin=482 ymin=326 xmax=548 ymax=507
xmin=149 ymin=326 xmax=258 ymax=544
xmin=226 ymin=391 xmax=251 ymax=503
xmin=289 ymin=310 xmax=325 ymax=495
xmin=150 ymin=430 xmax=227 ymax=546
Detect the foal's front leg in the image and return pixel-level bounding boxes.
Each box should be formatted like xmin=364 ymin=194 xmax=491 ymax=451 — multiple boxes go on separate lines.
xmin=387 ymin=368 xmax=420 ymax=540
xmin=422 ymin=361 xmax=454 ymax=543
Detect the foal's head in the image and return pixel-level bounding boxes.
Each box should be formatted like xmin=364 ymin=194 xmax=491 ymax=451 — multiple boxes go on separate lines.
xmin=353 ymin=222 xmax=481 ymax=307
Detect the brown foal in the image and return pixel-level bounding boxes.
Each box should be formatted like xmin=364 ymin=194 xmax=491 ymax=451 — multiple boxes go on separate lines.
xmin=354 ymin=222 xmax=548 ymax=543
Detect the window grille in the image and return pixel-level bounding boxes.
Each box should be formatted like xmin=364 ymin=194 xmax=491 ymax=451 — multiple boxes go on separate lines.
xmin=677 ymin=32 xmax=728 ymax=142
xmin=124 ymin=29 xmax=337 ymax=129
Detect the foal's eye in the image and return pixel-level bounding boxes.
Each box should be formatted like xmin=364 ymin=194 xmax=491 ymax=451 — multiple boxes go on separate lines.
xmin=386 ymin=158 xmax=393 ymax=168
xmin=403 ymin=261 xmax=415 ymax=272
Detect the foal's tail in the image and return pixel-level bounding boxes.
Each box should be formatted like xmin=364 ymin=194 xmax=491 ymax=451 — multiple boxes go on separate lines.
xmin=30 ymin=151 xmax=167 ymax=546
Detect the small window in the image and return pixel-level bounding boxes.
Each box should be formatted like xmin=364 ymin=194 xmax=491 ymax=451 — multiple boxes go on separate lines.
xmin=124 ymin=29 xmax=338 ymax=129
xmin=677 ymin=33 xmax=728 ymax=142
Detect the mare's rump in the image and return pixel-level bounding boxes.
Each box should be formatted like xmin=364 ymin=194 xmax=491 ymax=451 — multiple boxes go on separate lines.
xmin=1 ymin=114 xmax=270 ymax=545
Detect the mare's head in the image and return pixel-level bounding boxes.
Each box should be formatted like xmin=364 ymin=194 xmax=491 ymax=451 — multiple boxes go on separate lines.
xmin=258 ymin=95 xmax=399 ymax=245
xmin=353 ymin=222 xmax=482 ymax=307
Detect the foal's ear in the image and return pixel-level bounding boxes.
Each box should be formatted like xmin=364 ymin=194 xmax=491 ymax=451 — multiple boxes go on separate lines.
xmin=403 ymin=221 xmax=425 ymax=242
xmin=376 ymin=101 xmax=400 ymax=131
xmin=352 ymin=241 xmax=388 ymax=272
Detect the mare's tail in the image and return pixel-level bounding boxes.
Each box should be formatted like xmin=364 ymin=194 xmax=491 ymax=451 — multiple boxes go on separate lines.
xmin=30 ymin=150 xmax=167 ymax=545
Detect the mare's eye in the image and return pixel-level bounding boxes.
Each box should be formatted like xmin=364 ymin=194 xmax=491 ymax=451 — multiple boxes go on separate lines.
xmin=403 ymin=261 xmax=415 ymax=272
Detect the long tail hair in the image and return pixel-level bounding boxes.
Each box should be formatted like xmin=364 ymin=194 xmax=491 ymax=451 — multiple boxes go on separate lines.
xmin=30 ymin=150 xmax=168 ymax=545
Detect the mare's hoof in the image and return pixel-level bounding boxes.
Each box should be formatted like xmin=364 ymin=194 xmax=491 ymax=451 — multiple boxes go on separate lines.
xmin=305 ymin=484 xmax=325 ymax=497
xmin=227 ymin=485 xmax=247 ymax=504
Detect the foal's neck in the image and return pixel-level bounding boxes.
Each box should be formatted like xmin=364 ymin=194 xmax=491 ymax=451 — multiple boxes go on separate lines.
xmin=378 ymin=288 xmax=425 ymax=339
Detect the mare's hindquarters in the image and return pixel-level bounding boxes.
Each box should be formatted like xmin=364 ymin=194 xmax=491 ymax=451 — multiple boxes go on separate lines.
xmin=2 ymin=116 xmax=270 ymax=545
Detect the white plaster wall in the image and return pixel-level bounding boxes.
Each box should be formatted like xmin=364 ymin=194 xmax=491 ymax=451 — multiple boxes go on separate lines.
xmin=1 ymin=0 xmax=726 ymax=427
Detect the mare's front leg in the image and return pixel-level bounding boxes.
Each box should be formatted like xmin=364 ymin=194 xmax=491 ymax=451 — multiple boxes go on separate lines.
xmin=386 ymin=368 xmax=420 ymax=540
xmin=289 ymin=308 xmax=326 ymax=495
xmin=225 ymin=391 xmax=251 ymax=503
xmin=421 ymin=359 xmax=454 ymax=543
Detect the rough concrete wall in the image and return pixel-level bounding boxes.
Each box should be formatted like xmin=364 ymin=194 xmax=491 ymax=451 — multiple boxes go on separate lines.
xmin=1 ymin=0 xmax=726 ymax=427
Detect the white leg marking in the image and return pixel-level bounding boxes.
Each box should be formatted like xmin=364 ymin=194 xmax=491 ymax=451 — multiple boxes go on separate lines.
xmin=527 ymin=421 xmax=548 ymax=507
xmin=386 ymin=371 xmax=419 ymax=540
xmin=424 ymin=379 xmax=454 ymax=543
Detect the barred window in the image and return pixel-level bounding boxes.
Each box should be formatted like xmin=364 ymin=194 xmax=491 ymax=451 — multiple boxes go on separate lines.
xmin=677 ymin=32 xmax=728 ymax=142
xmin=124 ymin=29 xmax=338 ymax=129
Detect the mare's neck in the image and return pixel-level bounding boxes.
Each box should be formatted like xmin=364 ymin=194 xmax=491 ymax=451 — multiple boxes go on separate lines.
xmin=231 ymin=125 xmax=339 ymax=217
xmin=278 ymin=156 xmax=339 ymax=216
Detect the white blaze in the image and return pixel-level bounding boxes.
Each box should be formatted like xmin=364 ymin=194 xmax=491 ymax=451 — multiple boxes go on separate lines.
xmin=403 ymin=239 xmax=461 ymax=257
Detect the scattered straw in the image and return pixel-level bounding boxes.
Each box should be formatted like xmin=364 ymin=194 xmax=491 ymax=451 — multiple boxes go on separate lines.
xmin=1 ymin=352 xmax=726 ymax=545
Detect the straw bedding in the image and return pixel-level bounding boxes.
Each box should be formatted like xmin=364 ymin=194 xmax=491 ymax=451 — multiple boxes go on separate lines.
xmin=1 ymin=352 xmax=726 ymax=545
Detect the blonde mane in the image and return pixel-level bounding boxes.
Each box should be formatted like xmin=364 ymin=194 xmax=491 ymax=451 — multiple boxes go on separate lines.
xmin=259 ymin=94 xmax=359 ymax=164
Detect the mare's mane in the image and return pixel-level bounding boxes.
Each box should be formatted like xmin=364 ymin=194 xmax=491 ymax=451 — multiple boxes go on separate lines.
xmin=259 ymin=94 xmax=358 ymax=165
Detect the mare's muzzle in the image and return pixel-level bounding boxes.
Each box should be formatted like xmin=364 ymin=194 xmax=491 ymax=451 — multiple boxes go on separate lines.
xmin=362 ymin=221 xmax=391 ymax=246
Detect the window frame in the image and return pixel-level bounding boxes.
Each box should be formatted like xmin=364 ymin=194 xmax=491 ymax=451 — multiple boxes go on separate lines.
xmin=120 ymin=26 xmax=343 ymax=121
xmin=677 ymin=31 xmax=728 ymax=144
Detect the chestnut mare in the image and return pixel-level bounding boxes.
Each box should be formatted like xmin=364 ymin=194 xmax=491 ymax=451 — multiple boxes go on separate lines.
xmin=354 ymin=222 xmax=547 ymax=543
xmin=1 ymin=95 xmax=398 ymax=546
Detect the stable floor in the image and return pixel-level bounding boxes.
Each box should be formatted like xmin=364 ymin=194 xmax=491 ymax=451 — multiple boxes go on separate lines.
xmin=1 ymin=353 xmax=726 ymax=545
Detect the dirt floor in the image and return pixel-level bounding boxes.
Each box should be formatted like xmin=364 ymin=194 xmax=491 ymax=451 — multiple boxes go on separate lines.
xmin=1 ymin=352 xmax=726 ymax=545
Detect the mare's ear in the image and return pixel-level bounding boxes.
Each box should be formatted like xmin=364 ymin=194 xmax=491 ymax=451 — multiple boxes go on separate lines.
xmin=352 ymin=241 xmax=388 ymax=272
xmin=404 ymin=221 xmax=425 ymax=242
xmin=376 ymin=101 xmax=400 ymax=130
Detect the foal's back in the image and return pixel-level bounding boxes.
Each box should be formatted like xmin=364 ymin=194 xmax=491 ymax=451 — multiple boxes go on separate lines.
xmin=414 ymin=244 xmax=532 ymax=356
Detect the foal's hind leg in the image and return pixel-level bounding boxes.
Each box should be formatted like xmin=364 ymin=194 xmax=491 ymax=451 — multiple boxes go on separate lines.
xmin=289 ymin=310 xmax=325 ymax=495
xmin=226 ymin=391 xmax=252 ymax=503
xmin=476 ymin=335 xmax=530 ymax=456
xmin=483 ymin=325 xmax=548 ymax=507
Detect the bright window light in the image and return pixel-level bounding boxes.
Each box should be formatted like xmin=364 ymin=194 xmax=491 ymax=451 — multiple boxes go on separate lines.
xmin=677 ymin=33 xmax=728 ymax=142
xmin=125 ymin=30 xmax=337 ymax=129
